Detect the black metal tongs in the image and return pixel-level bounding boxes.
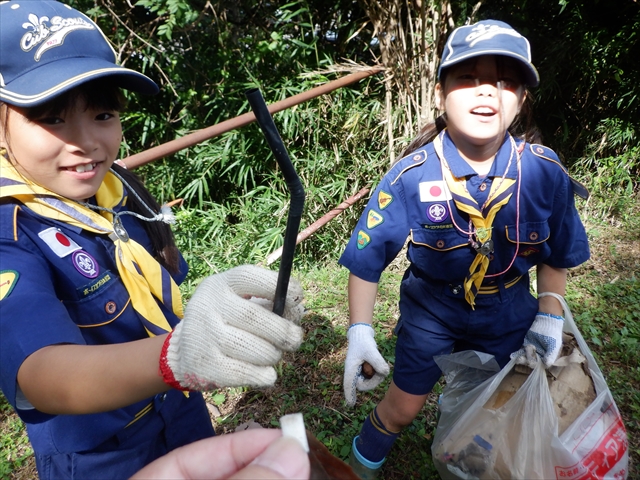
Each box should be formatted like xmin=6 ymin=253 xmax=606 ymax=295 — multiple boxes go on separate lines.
xmin=245 ymin=88 xmax=305 ymax=316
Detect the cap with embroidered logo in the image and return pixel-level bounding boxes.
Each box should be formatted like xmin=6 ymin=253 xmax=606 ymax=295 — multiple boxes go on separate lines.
xmin=438 ymin=19 xmax=539 ymax=87
xmin=0 ymin=0 xmax=158 ymax=107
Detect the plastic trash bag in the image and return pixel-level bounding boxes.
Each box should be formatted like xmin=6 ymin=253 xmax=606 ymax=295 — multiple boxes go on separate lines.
xmin=431 ymin=293 xmax=629 ymax=480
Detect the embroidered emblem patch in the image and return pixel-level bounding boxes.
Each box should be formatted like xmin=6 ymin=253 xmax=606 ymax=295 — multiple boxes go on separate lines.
xmin=0 ymin=270 xmax=19 ymax=301
xmin=21 ymin=12 xmax=95 ymax=62
xmin=39 ymin=227 xmax=82 ymax=258
xmin=357 ymin=230 xmax=371 ymax=250
xmin=78 ymin=271 xmax=113 ymax=297
xmin=426 ymin=203 xmax=448 ymax=223
xmin=419 ymin=181 xmax=452 ymax=202
xmin=367 ymin=210 xmax=384 ymax=229
xmin=378 ymin=191 xmax=393 ymax=210
xmin=518 ymin=247 xmax=540 ymax=257
xmin=72 ymin=251 xmax=99 ymax=279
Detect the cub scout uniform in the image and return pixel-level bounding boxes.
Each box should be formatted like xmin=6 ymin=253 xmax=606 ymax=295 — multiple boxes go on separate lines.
xmin=0 ymin=168 xmax=214 ymax=479
xmin=339 ymin=131 xmax=590 ymax=395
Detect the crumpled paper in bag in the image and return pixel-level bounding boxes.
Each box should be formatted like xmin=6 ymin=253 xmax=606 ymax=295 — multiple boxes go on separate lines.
xmin=484 ymin=333 xmax=596 ymax=434
xmin=433 ymin=334 xmax=597 ymax=479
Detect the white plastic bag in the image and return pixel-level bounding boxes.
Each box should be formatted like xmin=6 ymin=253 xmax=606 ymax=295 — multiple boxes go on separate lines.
xmin=431 ymin=293 xmax=629 ymax=480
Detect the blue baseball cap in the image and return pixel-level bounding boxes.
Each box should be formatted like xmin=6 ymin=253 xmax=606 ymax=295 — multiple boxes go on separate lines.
xmin=0 ymin=0 xmax=158 ymax=107
xmin=438 ymin=20 xmax=539 ymax=87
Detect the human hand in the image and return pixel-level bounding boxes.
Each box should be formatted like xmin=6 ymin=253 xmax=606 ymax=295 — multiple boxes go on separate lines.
xmin=511 ymin=312 xmax=564 ymax=368
xmin=160 ymin=265 xmax=304 ymax=390
xmin=343 ymin=323 xmax=390 ymax=407
xmin=130 ymin=428 xmax=310 ymax=480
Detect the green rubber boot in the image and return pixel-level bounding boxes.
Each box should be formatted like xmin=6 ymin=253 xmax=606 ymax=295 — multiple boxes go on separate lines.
xmin=348 ymin=436 xmax=385 ymax=480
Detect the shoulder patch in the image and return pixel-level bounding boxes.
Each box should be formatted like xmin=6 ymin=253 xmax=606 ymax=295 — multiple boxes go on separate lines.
xmin=378 ymin=190 xmax=393 ymax=210
xmin=530 ymin=144 xmax=589 ymax=200
xmin=390 ymin=148 xmax=428 ymax=185
xmin=0 ymin=270 xmax=19 ymax=300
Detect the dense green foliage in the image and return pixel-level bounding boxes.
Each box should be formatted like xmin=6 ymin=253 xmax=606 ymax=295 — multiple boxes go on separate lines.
xmin=62 ymin=0 xmax=640 ymax=279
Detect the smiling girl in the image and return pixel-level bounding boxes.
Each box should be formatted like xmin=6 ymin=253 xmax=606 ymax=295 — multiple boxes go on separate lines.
xmin=338 ymin=20 xmax=590 ymax=478
xmin=0 ymin=2 xmax=304 ymax=479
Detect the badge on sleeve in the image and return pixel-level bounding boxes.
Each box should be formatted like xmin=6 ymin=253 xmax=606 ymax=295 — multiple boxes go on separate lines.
xmin=419 ymin=181 xmax=452 ymax=202
xmin=357 ymin=230 xmax=371 ymax=250
xmin=38 ymin=227 xmax=81 ymax=257
xmin=367 ymin=210 xmax=384 ymax=229
xmin=378 ymin=191 xmax=393 ymax=210
xmin=0 ymin=270 xmax=19 ymax=300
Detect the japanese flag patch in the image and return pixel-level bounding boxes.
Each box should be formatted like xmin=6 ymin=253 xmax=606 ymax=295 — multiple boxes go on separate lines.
xmin=419 ymin=181 xmax=452 ymax=202
xmin=38 ymin=227 xmax=81 ymax=258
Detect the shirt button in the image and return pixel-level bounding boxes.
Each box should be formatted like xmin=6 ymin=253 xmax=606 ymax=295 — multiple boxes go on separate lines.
xmin=529 ymin=232 xmax=539 ymax=241
xmin=105 ymin=301 xmax=117 ymax=314
xmin=436 ymin=239 xmax=445 ymax=249
xmin=450 ymin=284 xmax=462 ymax=295
xmin=479 ymin=182 xmax=488 ymax=192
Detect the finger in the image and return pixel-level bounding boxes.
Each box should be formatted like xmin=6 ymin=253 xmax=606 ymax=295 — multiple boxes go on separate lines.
xmin=343 ymin=367 xmax=358 ymax=407
xmin=217 ymin=293 xmax=304 ymax=351
xmin=249 ymin=296 xmax=305 ymax=325
xmin=224 ymin=265 xmax=304 ymax=308
xmin=206 ymin=355 xmax=278 ymax=388
xmin=231 ymin=437 xmax=310 ymax=480
xmin=179 ymin=306 xmax=284 ymax=365
xmin=130 ymin=429 xmax=283 ymax=479
xmin=362 ymin=361 xmax=375 ymax=379
xmin=364 ymin=354 xmax=389 ymax=376
xmin=215 ymin=323 xmax=283 ymax=366
xmin=356 ymin=373 xmax=386 ymax=392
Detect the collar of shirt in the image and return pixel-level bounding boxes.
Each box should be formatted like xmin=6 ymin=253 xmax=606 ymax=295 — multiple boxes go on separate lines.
xmin=441 ymin=131 xmax=519 ymax=180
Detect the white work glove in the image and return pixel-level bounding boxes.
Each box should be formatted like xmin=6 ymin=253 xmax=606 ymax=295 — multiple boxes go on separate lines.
xmin=343 ymin=323 xmax=390 ymax=407
xmin=511 ymin=312 xmax=564 ymax=368
xmin=159 ymin=265 xmax=304 ymax=391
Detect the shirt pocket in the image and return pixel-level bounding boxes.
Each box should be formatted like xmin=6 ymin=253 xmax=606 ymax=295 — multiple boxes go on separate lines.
xmin=504 ymin=221 xmax=550 ymax=245
xmin=410 ymin=227 xmax=469 ymax=251
xmin=409 ymin=228 xmax=472 ymax=279
xmin=64 ymin=271 xmax=132 ymax=328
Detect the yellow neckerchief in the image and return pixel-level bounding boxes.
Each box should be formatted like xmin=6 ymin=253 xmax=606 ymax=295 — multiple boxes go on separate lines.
xmin=433 ymin=131 xmax=519 ymax=308
xmin=0 ymin=156 xmax=182 ymax=335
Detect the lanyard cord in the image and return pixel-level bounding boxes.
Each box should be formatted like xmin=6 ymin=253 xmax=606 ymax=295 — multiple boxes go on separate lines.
xmin=486 ymin=151 xmax=521 ymax=278
xmin=77 ymin=168 xmax=175 ymax=229
xmin=435 ymin=132 xmax=523 ymax=279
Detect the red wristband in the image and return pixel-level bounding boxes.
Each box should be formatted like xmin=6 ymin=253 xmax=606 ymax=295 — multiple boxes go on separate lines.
xmin=159 ymin=331 xmax=190 ymax=391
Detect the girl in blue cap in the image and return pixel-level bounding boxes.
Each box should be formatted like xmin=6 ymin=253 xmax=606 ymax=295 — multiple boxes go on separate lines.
xmin=339 ymin=19 xmax=590 ymax=478
xmin=0 ymin=1 xmax=306 ymax=479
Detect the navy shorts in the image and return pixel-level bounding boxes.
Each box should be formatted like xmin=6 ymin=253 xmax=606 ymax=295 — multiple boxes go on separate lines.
xmin=32 ymin=391 xmax=215 ymax=480
xmin=393 ymin=268 xmax=538 ymax=395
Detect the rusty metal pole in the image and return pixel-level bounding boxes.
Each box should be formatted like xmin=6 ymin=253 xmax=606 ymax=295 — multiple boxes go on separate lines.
xmin=122 ymin=67 xmax=384 ymax=169
xmin=265 ymin=187 xmax=370 ymax=265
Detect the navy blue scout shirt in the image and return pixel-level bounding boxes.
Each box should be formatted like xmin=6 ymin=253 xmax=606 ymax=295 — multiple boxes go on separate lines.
xmin=0 ymin=195 xmax=188 ymax=453
xmin=340 ymin=132 xmax=590 ymax=284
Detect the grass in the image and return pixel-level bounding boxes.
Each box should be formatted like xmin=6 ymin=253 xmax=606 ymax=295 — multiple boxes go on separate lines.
xmin=1 ymin=207 xmax=638 ymax=479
